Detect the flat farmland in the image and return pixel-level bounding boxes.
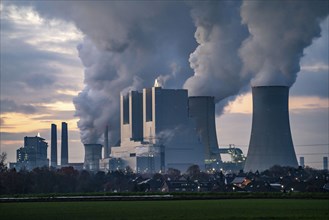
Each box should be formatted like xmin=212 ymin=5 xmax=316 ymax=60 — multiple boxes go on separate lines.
xmin=1 ymin=199 xmax=328 ymax=220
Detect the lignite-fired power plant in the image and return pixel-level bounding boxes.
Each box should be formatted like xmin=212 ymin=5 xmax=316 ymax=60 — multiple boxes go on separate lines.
xmin=83 ymin=81 xmax=298 ymax=173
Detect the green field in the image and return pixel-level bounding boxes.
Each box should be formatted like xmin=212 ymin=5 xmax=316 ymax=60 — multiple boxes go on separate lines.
xmin=1 ymin=199 xmax=328 ymax=220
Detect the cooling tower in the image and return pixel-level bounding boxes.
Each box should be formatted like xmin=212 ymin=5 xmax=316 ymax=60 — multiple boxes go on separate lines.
xmin=84 ymin=144 xmax=102 ymax=171
xmin=188 ymin=96 xmax=221 ymax=161
xmin=244 ymin=86 xmax=298 ymax=171
xmin=50 ymin=124 xmax=57 ymax=167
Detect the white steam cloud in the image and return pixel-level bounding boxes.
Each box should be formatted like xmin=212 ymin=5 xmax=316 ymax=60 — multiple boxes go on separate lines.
xmin=67 ymin=2 xmax=196 ymax=144
xmin=184 ymin=1 xmax=248 ymax=106
xmin=239 ymin=0 xmax=329 ymax=87
xmin=184 ymin=0 xmax=328 ymax=113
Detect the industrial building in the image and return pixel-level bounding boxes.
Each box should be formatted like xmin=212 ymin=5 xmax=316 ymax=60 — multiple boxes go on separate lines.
xmin=244 ymin=86 xmax=298 ymax=171
xmin=85 ymin=82 xmax=245 ymax=173
xmin=84 ymin=84 xmax=304 ymax=173
xmin=110 ymin=85 xmax=205 ymax=173
xmin=9 ymin=122 xmax=76 ymax=171
xmin=11 ymin=135 xmax=49 ymax=171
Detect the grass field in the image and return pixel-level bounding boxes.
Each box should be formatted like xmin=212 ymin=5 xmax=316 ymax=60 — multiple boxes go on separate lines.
xmin=1 ymin=199 xmax=328 ymax=220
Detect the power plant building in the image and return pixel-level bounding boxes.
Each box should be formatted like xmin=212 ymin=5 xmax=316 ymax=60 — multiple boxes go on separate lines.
xmin=13 ymin=136 xmax=49 ymax=171
xmin=110 ymin=84 xmax=222 ymax=173
xmin=244 ymin=86 xmax=298 ymax=172
xmin=142 ymin=86 xmax=204 ymax=171
xmin=86 ymin=83 xmax=261 ymax=173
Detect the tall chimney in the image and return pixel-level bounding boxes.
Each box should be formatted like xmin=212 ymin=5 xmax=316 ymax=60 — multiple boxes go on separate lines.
xmin=104 ymin=125 xmax=109 ymax=158
xmin=244 ymin=86 xmax=298 ymax=171
xmin=51 ymin=124 xmax=57 ymax=167
xmin=61 ymin=122 xmax=68 ymax=166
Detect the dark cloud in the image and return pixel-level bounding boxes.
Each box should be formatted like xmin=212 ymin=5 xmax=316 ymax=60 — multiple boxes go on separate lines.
xmin=24 ymin=73 xmax=55 ymax=89
xmin=0 ymin=4 xmax=83 ymax=111
xmin=0 ymin=99 xmax=37 ymax=114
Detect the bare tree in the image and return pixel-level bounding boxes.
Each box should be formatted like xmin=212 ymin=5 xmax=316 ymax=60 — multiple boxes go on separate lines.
xmin=0 ymin=152 xmax=7 ymax=173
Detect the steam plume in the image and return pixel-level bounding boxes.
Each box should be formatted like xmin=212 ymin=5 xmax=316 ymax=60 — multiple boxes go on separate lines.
xmin=239 ymin=0 xmax=329 ymax=87
xmin=184 ymin=1 xmax=248 ymax=109
xmin=69 ymin=2 xmax=196 ymax=144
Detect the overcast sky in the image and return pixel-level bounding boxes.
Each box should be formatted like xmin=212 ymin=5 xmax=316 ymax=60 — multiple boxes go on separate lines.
xmin=1 ymin=1 xmax=328 ymax=169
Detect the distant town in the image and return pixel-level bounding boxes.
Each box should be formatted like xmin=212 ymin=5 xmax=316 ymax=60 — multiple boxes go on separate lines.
xmin=1 ymin=157 xmax=328 ymax=194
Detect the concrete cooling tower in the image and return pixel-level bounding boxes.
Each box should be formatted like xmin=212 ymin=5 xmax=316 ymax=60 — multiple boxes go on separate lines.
xmin=84 ymin=144 xmax=102 ymax=171
xmin=188 ymin=96 xmax=221 ymax=162
xmin=244 ymin=86 xmax=298 ymax=172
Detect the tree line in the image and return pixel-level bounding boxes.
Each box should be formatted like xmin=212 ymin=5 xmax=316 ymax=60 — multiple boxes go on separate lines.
xmin=0 ymin=152 xmax=328 ymax=195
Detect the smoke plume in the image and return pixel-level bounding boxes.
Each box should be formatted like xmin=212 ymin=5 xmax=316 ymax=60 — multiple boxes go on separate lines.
xmin=66 ymin=2 xmax=197 ymax=144
xmin=239 ymin=0 xmax=329 ymax=87
xmin=183 ymin=1 xmax=248 ymax=109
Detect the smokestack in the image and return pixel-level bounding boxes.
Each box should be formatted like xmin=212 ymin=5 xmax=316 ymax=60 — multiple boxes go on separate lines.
xmin=61 ymin=122 xmax=68 ymax=166
xmin=188 ymin=96 xmax=221 ymax=161
xmin=104 ymin=125 xmax=109 ymax=158
xmin=84 ymin=144 xmax=102 ymax=171
xmin=244 ymin=86 xmax=298 ymax=172
xmin=51 ymin=124 xmax=57 ymax=167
